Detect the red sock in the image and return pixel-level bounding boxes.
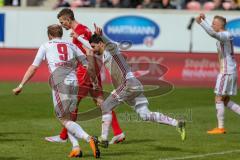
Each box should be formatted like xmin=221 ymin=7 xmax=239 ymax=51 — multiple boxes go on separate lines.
xmin=59 ymin=127 xmax=68 ymax=140
xmin=111 ymin=111 xmax=123 ymax=136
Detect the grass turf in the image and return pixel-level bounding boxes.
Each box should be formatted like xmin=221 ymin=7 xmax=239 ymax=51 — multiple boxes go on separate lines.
xmin=0 ymin=83 xmax=240 ymax=160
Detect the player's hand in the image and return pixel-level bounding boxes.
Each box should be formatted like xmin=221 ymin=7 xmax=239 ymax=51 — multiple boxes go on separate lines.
xmin=70 ymin=31 xmax=78 ymax=38
xmin=200 ymin=13 xmax=205 ymax=20
xmin=195 ymin=16 xmax=202 ymax=24
xmin=94 ymin=23 xmax=102 ymax=36
xmin=12 ymin=86 xmax=22 ymax=95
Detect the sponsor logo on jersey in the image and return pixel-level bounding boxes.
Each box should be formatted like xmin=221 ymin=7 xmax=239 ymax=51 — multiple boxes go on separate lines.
xmin=226 ymin=18 xmax=240 ymax=47
xmin=103 ymin=16 xmax=160 ymax=46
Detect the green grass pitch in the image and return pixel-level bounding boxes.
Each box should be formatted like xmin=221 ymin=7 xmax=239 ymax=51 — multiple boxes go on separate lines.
xmin=0 ymin=83 xmax=240 ymax=160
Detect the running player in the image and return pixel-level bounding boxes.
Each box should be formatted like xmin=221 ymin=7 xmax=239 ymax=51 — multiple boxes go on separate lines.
xmin=196 ymin=13 xmax=240 ymax=134
xmin=45 ymin=8 xmax=125 ymax=144
xmin=77 ymin=25 xmax=186 ymax=147
xmin=12 ymin=24 xmax=100 ymax=158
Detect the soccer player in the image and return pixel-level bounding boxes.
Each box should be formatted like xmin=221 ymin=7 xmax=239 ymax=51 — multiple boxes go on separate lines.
xmin=76 ymin=25 xmax=186 ymax=147
xmin=196 ymin=13 xmax=240 ymax=134
xmin=45 ymin=8 xmax=125 ymax=144
xmin=12 ymin=24 xmax=100 ymax=158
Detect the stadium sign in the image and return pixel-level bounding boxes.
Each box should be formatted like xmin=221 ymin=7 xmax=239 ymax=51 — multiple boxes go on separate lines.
xmin=226 ymin=18 xmax=240 ymax=47
xmin=103 ymin=15 xmax=160 ymax=46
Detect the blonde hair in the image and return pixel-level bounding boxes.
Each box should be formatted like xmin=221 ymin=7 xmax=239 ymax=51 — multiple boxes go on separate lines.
xmin=47 ymin=24 xmax=63 ymax=38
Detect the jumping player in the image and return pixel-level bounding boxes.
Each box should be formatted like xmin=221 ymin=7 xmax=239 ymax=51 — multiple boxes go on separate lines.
xmin=77 ymin=25 xmax=186 ymax=147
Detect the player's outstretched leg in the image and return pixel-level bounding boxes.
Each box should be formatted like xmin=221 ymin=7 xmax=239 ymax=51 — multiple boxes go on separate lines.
xmin=226 ymin=99 xmax=240 ymax=115
xmin=135 ymin=103 xmax=186 ymax=141
xmin=110 ymin=111 xmax=125 ymax=144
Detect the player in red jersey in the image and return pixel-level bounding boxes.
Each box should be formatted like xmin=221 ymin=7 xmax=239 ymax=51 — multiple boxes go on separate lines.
xmin=45 ymin=8 xmax=125 ymax=144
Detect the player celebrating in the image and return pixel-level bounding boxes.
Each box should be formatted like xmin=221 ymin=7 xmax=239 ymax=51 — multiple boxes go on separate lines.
xmin=45 ymin=8 xmax=125 ymax=144
xmin=77 ymin=25 xmax=186 ymax=147
xmin=196 ymin=13 xmax=240 ymax=134
xmin=12 ymin=24 xmax=100 ymax=158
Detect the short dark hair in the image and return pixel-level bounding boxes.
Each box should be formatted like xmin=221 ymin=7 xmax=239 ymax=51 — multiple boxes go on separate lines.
xmin=57 ymin=8 xmax=75 ymax=20
xmin=89 ymin=34 xmax=104 ymax=44
xmin=214 ymin=15 xmax=227 ymax=28
xmin=47 ymin=24 xmax=63 ymax=38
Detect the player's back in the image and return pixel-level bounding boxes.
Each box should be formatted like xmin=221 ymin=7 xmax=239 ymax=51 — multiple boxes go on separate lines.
xmin=43 ymin=38 xmax=80 ymax=81
xmin=103 ymin=43 xmax=135 ymax=88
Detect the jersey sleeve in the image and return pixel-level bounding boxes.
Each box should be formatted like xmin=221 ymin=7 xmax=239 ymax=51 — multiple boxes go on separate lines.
xmin=200 ymin=19 xmax=231 ymax=42
xmin=77 ymin=35 xmax=92 ymax=49
xmin=32 ymin=44 xmax=46 ymax=67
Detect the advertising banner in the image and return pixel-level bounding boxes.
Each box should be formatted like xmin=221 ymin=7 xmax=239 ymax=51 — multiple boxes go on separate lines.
xmin=1 ymin=48 xmax=239 ymax=88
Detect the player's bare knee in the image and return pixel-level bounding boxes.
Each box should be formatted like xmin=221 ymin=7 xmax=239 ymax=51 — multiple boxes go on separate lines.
xmin=215 ymin=96 xmax=224 ymax=103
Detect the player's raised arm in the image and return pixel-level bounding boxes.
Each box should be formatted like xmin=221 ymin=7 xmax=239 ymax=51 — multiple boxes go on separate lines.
xmin=94 ymin=23 xmax=111 ymax=44
xmin=196 ymin=14 xmax=230 ymax=42
xmin=12 ymin=45 xmax=46 ymax=95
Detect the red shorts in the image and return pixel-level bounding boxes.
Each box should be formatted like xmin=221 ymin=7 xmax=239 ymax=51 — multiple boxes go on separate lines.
xmin=76 ymin=64 xmax=103 ymax=101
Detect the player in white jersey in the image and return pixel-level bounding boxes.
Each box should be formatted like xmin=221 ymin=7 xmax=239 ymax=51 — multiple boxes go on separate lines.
xmin=12 ymin=24 xmax=100 ymax=158
xmin=196 ymin=13 xmax=240 ymax=134
xmin=75 ymin=25 xmax=186 ymax=148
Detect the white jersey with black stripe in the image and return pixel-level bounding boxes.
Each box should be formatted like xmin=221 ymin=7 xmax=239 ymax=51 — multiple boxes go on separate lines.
xmin=200 ymin=19 xmax=237 ymax=74
xmin=102 ymin=42 xmax=135 ymax=88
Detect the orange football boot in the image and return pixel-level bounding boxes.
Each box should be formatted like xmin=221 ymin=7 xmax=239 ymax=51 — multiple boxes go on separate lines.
xmin=207 ymin=128 xmax=226 ymax=134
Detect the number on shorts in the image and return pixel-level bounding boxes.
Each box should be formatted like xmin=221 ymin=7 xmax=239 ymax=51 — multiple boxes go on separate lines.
xmin=57 ymin=44 xmax=68 ymax=61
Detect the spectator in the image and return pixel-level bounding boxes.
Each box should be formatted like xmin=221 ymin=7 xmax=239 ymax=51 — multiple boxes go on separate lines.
xmin=91 ymin=0 xmax=109 ymax=7
xmin=137 ymin=0 xmax=160 ymax=8
xmin=53 ymin=0 xmax=70 ymax=9
xmin=212 ymin=0 xmax=224 ymax=9
xmin=70 ymin=0 xmax=91 ymax=8
xmin=109 ymin=0 xmax=124 ymax=8
xmin=160 ymin=0 xmax=176 ymax=9
xmin=222 ymin=0 xmax=240 ymax=10
xmin=4 ymin=0 xmax=20 ymax=6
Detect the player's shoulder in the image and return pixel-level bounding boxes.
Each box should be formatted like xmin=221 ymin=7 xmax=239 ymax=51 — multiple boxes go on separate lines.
xmin=75 ymin=23 xmax=91 ymax=33
xmin=221 ymin=31 xmax=233 ymax=40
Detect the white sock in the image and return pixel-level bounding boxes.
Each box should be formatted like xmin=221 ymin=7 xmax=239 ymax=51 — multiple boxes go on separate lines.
xmin=226 ymin=100 xmax=240 ymax=115
xmin=149 ymin=112 xmax=178 ymax=126
xmin=135 ymin=104 xmax=178 ymax=126
xmin=65 ymin=121 xmax=91 ymax=142
xmin=216 ymin=102 xmax=225 ymax=128
xmin=101 ymin=112 xmax=112 ymax=141
xmin=68 ymin=132 xmax=79 ymax=149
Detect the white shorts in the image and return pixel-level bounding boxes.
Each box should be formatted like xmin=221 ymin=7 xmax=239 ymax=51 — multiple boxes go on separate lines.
xmin=101 ymin=78 xmax=148 ymax=113
xmin=214 ymin=73 xmax=238 ymax=96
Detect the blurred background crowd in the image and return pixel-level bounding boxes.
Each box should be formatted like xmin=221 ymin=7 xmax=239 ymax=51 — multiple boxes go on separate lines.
xmin=0 ymin=0 xmax=239 ymax=10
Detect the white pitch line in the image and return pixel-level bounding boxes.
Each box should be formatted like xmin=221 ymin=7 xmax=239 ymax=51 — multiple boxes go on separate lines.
xmin=159 ymin=150 xmax=240 ymax=160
